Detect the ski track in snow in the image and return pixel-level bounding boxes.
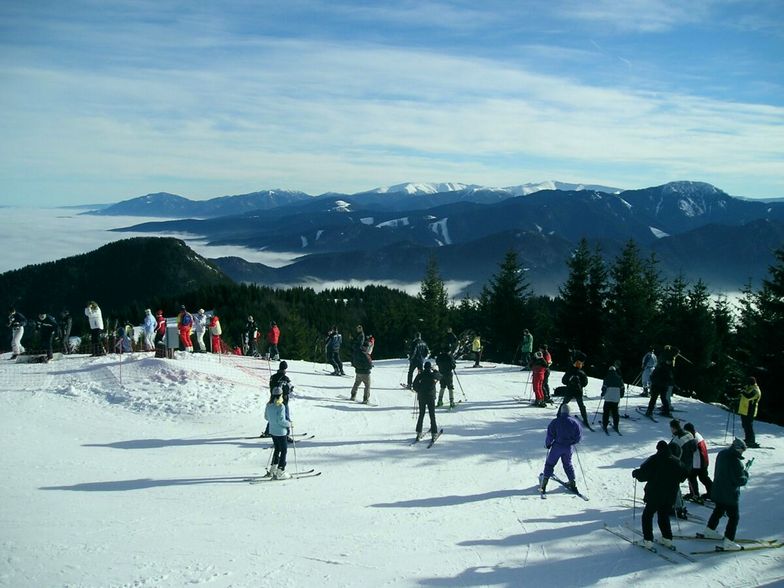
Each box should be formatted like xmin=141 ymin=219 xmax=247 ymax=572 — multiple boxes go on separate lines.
xmin=0 ymin=353 xmax=781 ymax=587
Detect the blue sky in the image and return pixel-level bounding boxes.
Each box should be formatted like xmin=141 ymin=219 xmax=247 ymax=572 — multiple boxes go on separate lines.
xmin=0 ymin=0 xmax=782 ymax=206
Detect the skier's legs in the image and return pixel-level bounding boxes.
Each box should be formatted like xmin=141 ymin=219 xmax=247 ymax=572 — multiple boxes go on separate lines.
xmin=542 ymin=446 xmax=563 ymax=479
xmin=602 ymin=402 xmax=611 ymax=429
xmin=272 ymin=435 xmax=288 ymax=470
xmin=723 ymin=503 xmax=740 ymax=540
xmin=426 ymin=396 xmax=437 ymax=434
xmin=656 ymin=505 xmax=673 ymax=539
xmin=575 ymin=395 xmax=589 ymax=423
xmin=350 ymin=374 xmax=362 ymax=400
xmin=560 ymin=447 xmax=576 ymax=481
xmin=641 ymin=503 xmax=656 ymax=541
xmin=532 ymin=371 xmax=544 ymax=402
xmin=361 ymin=373 xmax=371 ymax=402
xmin=740 ymin=414 xmax=756 ymax=446
xmin=646 ymin=385 xmax=662 ymax=414
xmin=196 ymin=332 xmax=206 ymax=351
xmin=707 ymin=503 xmax=728 ymax=531
xmin=609 ymin=402 xmax=620 ymax=429
xmin=415 ymin=395 xmax=427 ymax=433
xmin=407 ymin=362 xmax=417 ymax=387
xmin=698 ymin=466 xmax=713 ymax=495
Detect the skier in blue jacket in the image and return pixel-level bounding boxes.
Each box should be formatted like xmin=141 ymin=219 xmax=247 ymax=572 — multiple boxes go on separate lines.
xmin=539 ymin=404 xmax=583 ymax=494
xmin=264 ymin=386 xmax=292 ymax=479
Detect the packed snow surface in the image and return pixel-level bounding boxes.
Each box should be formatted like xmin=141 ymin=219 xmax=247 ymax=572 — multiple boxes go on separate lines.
xmin=1 ymin=353 xmax=782 ymax=587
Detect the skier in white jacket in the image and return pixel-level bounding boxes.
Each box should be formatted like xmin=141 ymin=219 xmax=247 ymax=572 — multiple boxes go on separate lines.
xmin=84 ymin=301 xmax=105 ymax=356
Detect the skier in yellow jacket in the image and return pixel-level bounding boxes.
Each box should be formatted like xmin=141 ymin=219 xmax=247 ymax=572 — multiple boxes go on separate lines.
xmin=737 ymin=376 xmax=762 ymax=448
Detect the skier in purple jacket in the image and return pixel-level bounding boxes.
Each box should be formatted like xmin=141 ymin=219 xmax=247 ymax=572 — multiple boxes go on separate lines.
xmin=538 ymin=404 xmax=583 ymax=494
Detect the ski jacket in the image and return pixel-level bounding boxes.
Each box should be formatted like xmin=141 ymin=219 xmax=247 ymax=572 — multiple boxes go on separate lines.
xmin=178 ymin=311 xmax=193 ymax=328
xmin=711 ymin=447 xmax=749 ymax=505
xmin=58 ymin=312 xmax=72 ymax=332
xmin=670 ymin=429 xmax=696 ymax=470
xmin=143 ymin=311 xmax=156 ymax=333
xmin=208 ymin=315 xmax=221 ymax=336
xmin=193 ymin=312 xmax=207 ymax=334
xmin=531 ymin=355 xmax=548 ymax=376
xmin=269 ymin=372 xmax=292 ymax=395
xmin=244 ymin=320 xmax=258 ymax=338
xmin=326 ymin=332 xmax=342 ymax=351
xmin=84 ymin=305 xmax=103 ymax=330
xmin=633 ymin=445 xmax=688 ymax=507
xmin=409 ymin=339 xmax=430 ymax=364
xmin=692 ymin=432 xmax=709 ymax=469
xmin=264 ymin=401 xmax=291 ymax=437
xmin=543 ymin=350 xmax=552 ymax=367
xmin=650 ymin=362 xmax=674 ymax=388
xmin=601 ymin=369 xmax=625 ymax=403
xmin=642 ymin=351 xmax=657 ymax=370
xmin=435 ymin=351 xmax=456 ymax=374
xmin=521 ymin=332 xmax=533 ymax=352
xmin=8 ymin=311 xmax=27 ymax=329
xmin=413 ymin=368 xmax=441 ymax=399
xmin=351 ymin=347 xmax=373 ymax=374
xmin=267 ymin=325 xmax=280 ymax=345
xmin=737 ymin=383 xmax=761 ymax=418
xmin=155 ymin=315 xmax=167 ymax=335
xmin=562 ymin=365 xmax=588 ymax=396
xmin=471 ymin=337 xmax=481 ymax=353
xmin=545 ymin=413 xmax=582 ymax=448
xmin=35 ymin=314 xmax=58 ymax=336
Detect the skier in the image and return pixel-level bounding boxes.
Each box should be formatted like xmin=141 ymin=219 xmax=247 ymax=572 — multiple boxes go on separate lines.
xmin=193 ymin=309 xmax=207 ymax=352
xmin=471 ymin=334 xmax=482 ymax=367
xmin=737 ymin=376 xmax=762 ymax=448
xmin=669 ymin=419 xmax=696 ymax=519
xmin=600 ymin=364 xmax=625 ymax=433
xmin=407 ymin=332 xmax=430 ymax=389
xmin=262 ymin=361 xmax=294 ymax=439
xmin=354 ymin=324 xmax=366 ymax=349
xmin=208 ymin=313 xmax=222 ymax=353
xmin=560 ymin=351 xmax=591 ymax=429
xmin=540 ymin=344 xmax=553 ymax=402
xmin=244 ymin=315 xmax=258 ymax=356
xmin=531 ymin=350 xmax=548 ymax=407
xmin=632 ymin=440 xmax=689 ymax=550
xmin=538 ymin=404 xmax=582 ymax=494
xmin=350 ymin=340 xmax=373 ymax=404
xmin=325 ymin=327 xmax=344 ymax=375
xmin=154 ymin=310 xmax=166 ymax=346
xmin=7 ymin=307 xmax=27 ymax=359
xmin=114 ymin=321 xmax=132 ymax=353
xmin=641 ymin=347 xmax=657 ymax=397
xmin=683 ymin=422 xmax=713 ymax=503
xmin=58 ymin=310 xmax=72 ymax=354
xmin=264 ymin=386 xmax=292 ymax=479
xmin=520 ymin=328 xmax=533 ymax=370
xmin=435 ymin=345 xmax=457 ymax=408
xmin=35 ymin=313 xmax=58 ymax=361
xmin=412 ymin=361 xmax=441 ymax=442
xmin=142 ymin=309 xmax=156 ymax=351
xmin=698 ymin=439 xmax=749 ymax=550
xmin=645 ymin=345 xmax=677 ymax=418
xmin=266 ymin=321 xmax=281 ymax=360
xmin=84 ymin=301 xmax=105 ymax=356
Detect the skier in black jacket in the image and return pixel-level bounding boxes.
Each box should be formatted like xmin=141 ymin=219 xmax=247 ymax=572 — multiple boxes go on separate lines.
xmin=560 ymin=351 xmax=591 ymax=429
xmin=407 ymin=333 xmax=430 ymax=389
xmin=58 ymin=310 xmax=72 ymax=354
xmin=261 ymin=361 xmax=293 ymax=439
xmin=413 ymin=361 xmax=441 ymax=442
xmin=435 ymin=346 xmax=457 ymax=408
xmin=8 ymin=307 xmax=27 ymax=358
xmin=35 ymin=313 xmax=59 ymax=361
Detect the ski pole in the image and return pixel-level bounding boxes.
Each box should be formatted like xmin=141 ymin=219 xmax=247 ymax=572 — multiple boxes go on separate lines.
xmin=291 ymin=427 xmax=299 ymax=475
xmin=592 ymin=397 xmax=603 ymax=425
xmin=523 ymin=371 xmax=532 ymax=402
xmin=574 ymin=445 xmax=588 ymax=495
xmin=724 ymin=406 xmax=732 ymax=444
xmin=454 ymin=370 xmax=468 ymax=402
xmin=265 ymin=446 xmax=274 ymax=475
xmin=632 ymin=479 xmax=637 ymax=523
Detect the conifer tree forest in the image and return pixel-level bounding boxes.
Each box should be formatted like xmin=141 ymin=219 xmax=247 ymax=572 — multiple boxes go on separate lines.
xmin=6 ymin=242 xmax=784 ymax=425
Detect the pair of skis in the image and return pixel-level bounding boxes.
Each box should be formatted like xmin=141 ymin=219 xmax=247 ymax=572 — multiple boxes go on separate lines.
xmin=538 ymin=475 xmax=589 ymax=501
xmin=410 ymin=428 xmax=443 ymax=448
xmin=245 ymin=469 xmax=322 ymax=484
xmin=604 ymin=525 xmax=694 ymax=563
xmin=244 ymin=432 xmax=314 ymax=441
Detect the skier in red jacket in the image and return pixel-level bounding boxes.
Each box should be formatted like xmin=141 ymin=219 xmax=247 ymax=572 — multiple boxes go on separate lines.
xmin=267 ymin=321 xmax=280 ymax=360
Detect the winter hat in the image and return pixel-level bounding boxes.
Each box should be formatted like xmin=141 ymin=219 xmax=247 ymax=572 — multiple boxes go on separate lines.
xmin=683 ymin=422 xmax=695 ymax=435
xmin=424 ymin=361 xmax=432 ymax=370
xmin=279 ymin=360 xmax=288 ymax=371
xmin=271 ymin=386 xmax=283 ymax=396
xmin=732 ymin=438 xmax=747 ymax=452
xmin=198 ymin=308 xmax=205 ymax=314
xmin=669 ymin=441 xmax=681 ymax=458
xmin=145 ymin=308 xmax=152 ymax=314
xmin=656 ymin=440 xmax=670 ymax=454
xmin=574 ymin=351 xmax=587 ymax=362
xmin=560 ymin=404 xmax=571 ymax=416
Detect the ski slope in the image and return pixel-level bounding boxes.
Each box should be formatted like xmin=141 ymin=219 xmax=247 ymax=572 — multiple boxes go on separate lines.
xmin=0 ymin=352 xmax=781 ymax=587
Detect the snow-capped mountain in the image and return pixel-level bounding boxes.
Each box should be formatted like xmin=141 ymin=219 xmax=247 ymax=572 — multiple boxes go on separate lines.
xmin=365 ymin=182 xmax=480 ymax=195
xmin=503 ymin=180 xmax=622 ymax=196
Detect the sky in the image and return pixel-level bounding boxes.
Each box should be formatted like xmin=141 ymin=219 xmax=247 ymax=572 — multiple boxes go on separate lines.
xmin=0 ymin=0 xmax=782 ymax=207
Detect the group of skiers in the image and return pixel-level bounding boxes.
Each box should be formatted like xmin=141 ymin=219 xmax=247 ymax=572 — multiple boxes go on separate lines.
xmin=244 ymin=317 xmax=280 ymax=359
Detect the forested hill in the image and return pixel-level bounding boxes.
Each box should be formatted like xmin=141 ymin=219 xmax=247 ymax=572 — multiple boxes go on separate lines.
xmin=0 ymin=237 xmax=232 ymax=315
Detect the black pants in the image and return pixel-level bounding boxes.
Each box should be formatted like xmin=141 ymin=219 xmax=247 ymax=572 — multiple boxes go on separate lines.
xmin=602 ymin=401 xmax=620 ymax=430
xmin=329 ymin=350 xmax=343 ymax=374
xmin=560 ymin=391 xmax=588 ymax=423
xmin=688 ymin=467 xmax=713 ymax=497
xmin=438 ymin=371 xmax=454 ymax=404
xmin=416 ymin=394 xmax=438 ymax=435
xmin=647 ymin=383 xmax=671 ymax=415
xmin=271 ymin=435 xmax=288 ymax=471
xmin=543 ymin=369 xmax=551 ymax=398
xmin=642 ymin=502 xmax=673 ymax=541
xmin=708 ymin=501 xmax=740 ymax=540
xmin=741 ymin=414 xmax=756 ymax=445
xmin=90 ymin=329 xmax=104 ymax=355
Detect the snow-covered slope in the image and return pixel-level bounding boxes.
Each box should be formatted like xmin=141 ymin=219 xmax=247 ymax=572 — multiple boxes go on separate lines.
xmin=1 ymin=353 xmax=781 ymax=587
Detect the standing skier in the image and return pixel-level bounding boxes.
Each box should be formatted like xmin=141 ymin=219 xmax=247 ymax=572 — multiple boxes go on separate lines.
xmin=208 ymin=312 xmax=222 ymax=353
xmin=412 ymin=361 xmax=441 ymax=442
xmin=520 ymin=329 xmax=533 ymax=370
xmin=84 ymin=301 xmax=104 ymax=356
xmin=350 ymin=340 xmax=373 ymax=404
xmin=326 ymin=327 xmax=344 ymax=375
xmin=244 ymin=315 xmax=258 ymax=356
xmin=683 ymin=422 xmax=713 ymax=502
xmin=58 ymin=310 xmax=72 ymax=354
xmin=560 ymin=351 xmax=591 ymax=429
xmin=407 ymin=332 xmax=430 ymax=389
xmin=142 ymin=309 xmax=156 ymax=351
xmin=193 ymin=309 xmax=207 ymax=352
xmin=641 ymin=347 xmax=657 ymax=397
xmin=632 ymin=440 xmax=689 ymax=550
xmin=7 ymin=307 xmax=27 ymax=359
xmin=600 ymin=364 xmax=625 ymax=433
xmin=698 ymin=439 xmax=750 ymax=550
xmin=266 ymin=321 xmax=281 ymax=360
xmin=264 ymin=386 xmax=292 ymax=479
xmin=540 ymin=344 xmax=553 ymax=402
xmin=645 ymin=346 xmax=677 ymax=418
xmin=262 ymin=361 xmax=293 ymax=438
xmin=669 ymin=419 xmax=696 ymax=519
xmin=154 ymin=310 xmax=166 ymax=346
xmin=177 ymin=306 xmax=193 ymax=352
xmin=531 ymin=351 xmax=548 ymax=407
xmin=737 ymin=376 xmax=762 ymax=449
xmin=471 ymin=334 xmax=482 ymax=367
xmin=35 ymin=313 xmax=58 ymax=361
xmin=538 ymin=404 xmax=582 ymax=494
xmin=435 ymin=345 xmax=457 ymax=408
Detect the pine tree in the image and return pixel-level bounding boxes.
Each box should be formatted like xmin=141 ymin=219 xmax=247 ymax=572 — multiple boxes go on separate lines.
xmin=417 ymin=256 xmax=449 ymax=348
xmin=478 ymin=250 xmax=532 ymax=361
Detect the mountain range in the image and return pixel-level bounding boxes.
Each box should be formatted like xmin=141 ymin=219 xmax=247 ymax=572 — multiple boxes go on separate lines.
xmin=100 ymin=181 xmax=783 ymax=295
